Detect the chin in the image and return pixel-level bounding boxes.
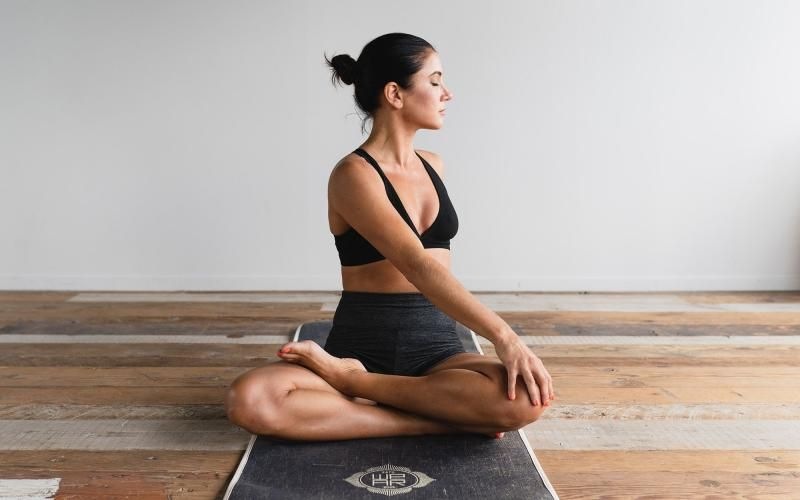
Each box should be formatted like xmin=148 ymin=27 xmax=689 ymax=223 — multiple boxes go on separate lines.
xmin=430 ymin=118 xmax=445 ymax=129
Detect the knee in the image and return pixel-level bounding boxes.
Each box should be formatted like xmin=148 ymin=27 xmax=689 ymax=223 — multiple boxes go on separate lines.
xmin=499 ymin=400 xmax=546 ymax=431
xmin=485 ymin=372 xmax=546 ymax=430
xmin=225 ymin=372 xmax=284 ymax=435
xmin=466 ymin=363 xmax=548 ymax=431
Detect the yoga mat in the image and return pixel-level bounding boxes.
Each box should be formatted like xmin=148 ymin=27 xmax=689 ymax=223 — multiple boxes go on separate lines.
xmin=224 ymin=320 xmax=559 ymax=499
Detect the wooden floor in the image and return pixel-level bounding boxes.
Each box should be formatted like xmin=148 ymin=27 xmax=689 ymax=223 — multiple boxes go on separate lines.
xmin=1 ymin=290 xmax=799 ymax=499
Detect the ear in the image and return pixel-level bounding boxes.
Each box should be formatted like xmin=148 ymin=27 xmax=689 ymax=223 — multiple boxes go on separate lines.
xmin=383 ymin=81 xmax=404 ymax=110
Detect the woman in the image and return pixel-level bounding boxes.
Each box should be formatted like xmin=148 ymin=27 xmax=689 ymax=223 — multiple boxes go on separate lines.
xmin=225 ymin=33 xmax=554 ymax=441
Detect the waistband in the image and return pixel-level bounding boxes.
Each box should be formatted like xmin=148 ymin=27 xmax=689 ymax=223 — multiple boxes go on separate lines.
xmin=338 ymin=290 xmax=432 ymax=305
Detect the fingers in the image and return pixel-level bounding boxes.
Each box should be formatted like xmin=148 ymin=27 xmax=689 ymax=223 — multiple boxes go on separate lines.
xmin=507 ymin=369 xmax=517 ymax=400
xmin=536 ymin=369 xmax=553 ymax=406
xmin=530 ymin=355 xmax=554 ymax=405
xmin=536 ymin=370 xmax=550 ymax=404
xmin=524 ymin=361 xmax=553 ymax=406
xmin=523 ymin=371 xmax=541 ymax=406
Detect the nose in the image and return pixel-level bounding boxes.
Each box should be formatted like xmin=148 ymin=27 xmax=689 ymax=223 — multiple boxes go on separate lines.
xmin=443 ymin=84 xmax=453 ymax=101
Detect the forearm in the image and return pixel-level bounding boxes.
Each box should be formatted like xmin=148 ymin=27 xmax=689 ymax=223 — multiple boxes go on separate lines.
xmin=404 ymin=255 xmax=515 ymax=345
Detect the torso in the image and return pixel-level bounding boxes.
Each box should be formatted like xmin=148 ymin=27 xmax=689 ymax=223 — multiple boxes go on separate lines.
xmin=328 ymin=149 xmax=451 ymax=293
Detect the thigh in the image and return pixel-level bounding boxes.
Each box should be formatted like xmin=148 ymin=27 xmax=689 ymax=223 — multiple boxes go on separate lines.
xmin=421 ymin=352 xmax=508 ymax=383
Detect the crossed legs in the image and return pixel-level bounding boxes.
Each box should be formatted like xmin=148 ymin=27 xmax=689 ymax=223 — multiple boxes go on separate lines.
xmin=225 ymin=341 xmax=547 ymax=441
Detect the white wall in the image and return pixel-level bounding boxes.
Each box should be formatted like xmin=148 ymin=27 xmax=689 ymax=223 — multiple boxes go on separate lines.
xmin=1 ymin=0 xmax=799 ymax=292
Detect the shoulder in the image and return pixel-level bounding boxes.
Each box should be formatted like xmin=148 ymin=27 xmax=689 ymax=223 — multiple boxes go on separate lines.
xmin=330 ymin=151 xmax=374 ymax=179
xmin=328 ymin=152 xmax=382 ymax=197
xmin=415 ymin=149 xmax=446 ymax=179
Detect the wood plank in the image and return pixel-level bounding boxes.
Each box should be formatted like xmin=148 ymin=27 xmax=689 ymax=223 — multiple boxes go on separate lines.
xmin=534 ymin=449 xmax=800 ymax=472
xmin=539 ymin=365 xmax=800 ymax=377
xmin=482 ymin=344 xmax=800 ymax=363
xmin=0 ymin=388 xmax=228 ymax=405
xmin=682 ymin=291 xmax=800 ymax=304
xmin=542 ymin=323 xmax=800 ymax=336
xmin=556 ymin=374 xmax=800 ymax=388
xmin=0 ymin=450 xmax=239 ymax=498
xmin=544 ymin=403 xmax=800 ymax=420
xmin=0 ymin=334 xmax=291 ymax=344
xmin=0 ymin=367 xmax=244 ymax=387
xmin=522 ymin=420 xmax=800 ymax=450
xmin=0 ymin=470 xmax=222 ymax=499
xmin=497 ymin=310 xmax=800 ymax=327
xmin=512 ymin=335 xmax=800 ymax=345
xmin=0 ymin=451 xmax=239 ymax=498
xmin=545 ymin=470 xmax=800 ymax=498
xmin=0 ymin=404 xmax=226 ymax=420
xmin=545 ymin=387 xmax=800 ymax=404
xmin=0 ymin=319 xmax=301 ymax=337
xmin=0 ymin=343 xmax=285 ymax=367
xmin=0 ymin=302 xmax=326 ymax=322
xmin=0 ymin=292 xmax=75 ymax=303
xmin=0 ymin=450 xmax=240 ymax=472
xmin=541 ymin=357 xmax=800 ymax=367
xmin=69 ymin=292 xmax=342 ymax=303
xmin=0 ymin=420 xmax=249 ymax=451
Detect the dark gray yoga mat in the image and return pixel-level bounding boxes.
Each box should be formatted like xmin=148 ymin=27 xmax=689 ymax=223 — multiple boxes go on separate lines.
xmin=224 ymin=320 xmax=559 ymax=500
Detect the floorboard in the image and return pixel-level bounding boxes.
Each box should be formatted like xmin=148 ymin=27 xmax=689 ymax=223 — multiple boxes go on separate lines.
xmin=0 ymin=291 xmax=797 ymax=499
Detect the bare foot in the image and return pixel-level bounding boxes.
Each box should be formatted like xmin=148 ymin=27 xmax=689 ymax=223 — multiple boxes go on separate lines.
xmin=277 ymin=340 xmax=365 ymax=395
xmin=463 ymin=426 xmax=505 ymax=439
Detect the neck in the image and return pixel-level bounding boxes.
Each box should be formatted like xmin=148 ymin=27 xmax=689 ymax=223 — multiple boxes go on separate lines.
xmin=360 ymin=111 xmax=419 ymax=170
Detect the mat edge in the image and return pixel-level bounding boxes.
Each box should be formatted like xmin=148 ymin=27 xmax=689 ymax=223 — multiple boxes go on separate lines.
xmin=223 ymin=434 xmax=257 ymax=500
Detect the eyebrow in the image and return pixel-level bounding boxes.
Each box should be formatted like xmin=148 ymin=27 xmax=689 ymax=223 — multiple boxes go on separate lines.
xmin=429 ymin=71 xmax=442 ymax=76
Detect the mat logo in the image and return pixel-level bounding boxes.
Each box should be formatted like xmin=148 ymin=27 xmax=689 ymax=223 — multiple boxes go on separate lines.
xmin=344 ymin=464 xmax=436 ymax=496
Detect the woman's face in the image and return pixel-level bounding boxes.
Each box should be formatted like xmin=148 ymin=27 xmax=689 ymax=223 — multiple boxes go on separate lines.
xmin=404 ymin=50 xmax=453 ymax=129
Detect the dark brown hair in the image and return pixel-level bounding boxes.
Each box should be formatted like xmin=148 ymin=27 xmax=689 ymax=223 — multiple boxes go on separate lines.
xmin=325 ymin=33 xmax=436 ymax=133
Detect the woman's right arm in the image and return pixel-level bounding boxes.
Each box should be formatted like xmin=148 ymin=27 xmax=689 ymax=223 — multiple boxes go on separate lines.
xmin=329 ymin=158 xmax=554 ymax=406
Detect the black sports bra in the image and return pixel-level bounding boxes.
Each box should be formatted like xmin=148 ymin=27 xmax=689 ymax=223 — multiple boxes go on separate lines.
xmin=333 ymin=148 xmax=459 ymax=267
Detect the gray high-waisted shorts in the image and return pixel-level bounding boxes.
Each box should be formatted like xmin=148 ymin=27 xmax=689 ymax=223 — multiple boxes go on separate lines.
xmin=323 ymin=290 xmax=467 ymax=376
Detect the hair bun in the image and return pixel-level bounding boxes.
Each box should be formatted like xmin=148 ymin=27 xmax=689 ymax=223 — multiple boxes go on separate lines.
xmin=331 ymin=54 xmax=358 ymax=85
